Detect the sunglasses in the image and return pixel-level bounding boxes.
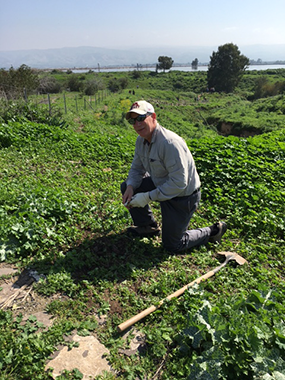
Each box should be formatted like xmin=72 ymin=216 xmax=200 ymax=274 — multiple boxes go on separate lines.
xmin=128 ymin=113 xmax=152 ymax=125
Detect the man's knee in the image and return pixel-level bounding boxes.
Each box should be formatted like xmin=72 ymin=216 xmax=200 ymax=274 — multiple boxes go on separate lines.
xmin=162 ymin=235 xmax=181 ymax=253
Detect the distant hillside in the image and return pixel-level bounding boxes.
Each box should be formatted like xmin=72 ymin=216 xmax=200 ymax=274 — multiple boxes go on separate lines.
xmin=0 ymin=44 xmax=285 ymax=69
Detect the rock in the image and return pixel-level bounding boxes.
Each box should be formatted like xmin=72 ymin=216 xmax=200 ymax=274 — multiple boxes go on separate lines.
xmin=45 ymin=334 xmax=112 ymax=379
xmin=119 ymin=329 xmax=146 ymax=356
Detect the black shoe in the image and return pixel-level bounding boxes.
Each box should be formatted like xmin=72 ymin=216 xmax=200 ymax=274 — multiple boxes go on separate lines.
xmin=208 ymin=221 xmax=227 ymax=243
xmin=127 ymin=225 xmax=161 ymax=237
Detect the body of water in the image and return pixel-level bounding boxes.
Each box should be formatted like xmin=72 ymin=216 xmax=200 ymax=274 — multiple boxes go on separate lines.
xmin=173 ymin=64 xmax=285 ymax=72
xmin=70 ymin=64 xmax=285 ymax=74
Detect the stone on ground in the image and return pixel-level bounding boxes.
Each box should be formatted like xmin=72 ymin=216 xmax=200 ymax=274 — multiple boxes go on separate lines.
xmin=45 ymin=334 xmax=112 ymax=379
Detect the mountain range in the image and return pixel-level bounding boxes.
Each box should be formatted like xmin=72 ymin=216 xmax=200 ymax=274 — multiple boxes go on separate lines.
xmin=0 ymin=45 xmax=285 ymax=69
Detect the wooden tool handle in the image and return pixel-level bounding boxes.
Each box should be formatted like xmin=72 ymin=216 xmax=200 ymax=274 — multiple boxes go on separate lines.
xmin=117 ymin=268 xmax=220 ymax=332
xmin=118 ymin=304 xmax=159 ymax=332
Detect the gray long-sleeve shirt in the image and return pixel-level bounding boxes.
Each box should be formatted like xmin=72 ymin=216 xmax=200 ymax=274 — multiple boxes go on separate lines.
xmin=126 ymin=123 xmax=201 ymax=202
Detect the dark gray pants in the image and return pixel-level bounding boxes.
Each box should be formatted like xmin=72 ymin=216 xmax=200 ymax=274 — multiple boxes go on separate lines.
xmin=121 ymin=178 xmax=211 ymax=252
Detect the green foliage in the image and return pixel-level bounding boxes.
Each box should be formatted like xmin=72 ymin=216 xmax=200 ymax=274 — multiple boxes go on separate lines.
xmin=0 ymin=188 xmax=78 ymax=261
xmin=0 ymin=311 xmax=74 ymax=379
xmin=55 ymin=368 xmax=84 ymax=379
xmin=174 ymin=287 xmax=285 ymax=379
xmin=132 ymin=70 xmax=142 ymax=79
xmin=84 ymin=78 xmax=104 ymax=95
xmin=253 ymin=76 xmax=285 ymax=99
xmin=34 ymin=67 xmax=285 ymax=98
xmin=0 ymin=64 xmax=39 ymax=99
xmin=208 ymin=43 xmax=249 ymax=92
xmin=157 ymin=56 xmax=174 ymax=72
xmin=0 ymin=71 xmax=284 ymax=379
xmin=38 ymin=75 xmax=62 ymax=94
xmin=0 ymin=99 xmax=65 ymax=126
xmin=67 ymin=75 xmax=84 ymax=92
xmin=108 ymin=77 xmax=129 ymax=93
xmin=191 ymin=58 xmax=199 ymax=70
xmin=37 ymin=271 xmax=80 ymax=297
xmin=205 ymin=94 xmax=285 ymax=134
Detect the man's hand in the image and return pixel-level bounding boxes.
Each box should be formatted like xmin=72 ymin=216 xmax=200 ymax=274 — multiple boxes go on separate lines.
xmin=123 ymin=185 xmax=134 ymax=208
xmin=129 ymin=192 xmax=150 ymax=208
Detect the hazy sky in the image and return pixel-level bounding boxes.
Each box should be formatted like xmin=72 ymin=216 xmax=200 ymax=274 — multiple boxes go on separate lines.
xmin=1 ymin=0 xmax=285 ymax=51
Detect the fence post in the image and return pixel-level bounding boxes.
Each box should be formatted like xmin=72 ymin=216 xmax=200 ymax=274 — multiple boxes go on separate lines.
xmin=86 ymin=100 xmax=95 ymax=111
xmin=63 ymin=93 xmax=67 ymax=114
xmin=24 ymin=87 xmax=28 ymax=102
xmin=47 ymin=94 xmax=52 ymax=115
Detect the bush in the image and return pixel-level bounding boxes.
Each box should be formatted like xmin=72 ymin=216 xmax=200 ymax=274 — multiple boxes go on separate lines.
xmin=84 ymin=78 xmax=105 ymax=95
xmin=108 ymin=77 xmax=129 ymax=93
xmin=254 ymin=77 xmax=285 ymax=99
xmin=132 ymin=70 xmax=142 ymax=79
xmin=66 ymin=75 xmax=83 ymax=92
xmin=0 ymin=65 xmax=39 ymax=99
xmin=38 ymin=75 xmax=61 ymax=94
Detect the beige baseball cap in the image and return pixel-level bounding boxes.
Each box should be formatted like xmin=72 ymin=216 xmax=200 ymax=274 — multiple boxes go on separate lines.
xmin=126 ymin=100 xmax=155 ymax=119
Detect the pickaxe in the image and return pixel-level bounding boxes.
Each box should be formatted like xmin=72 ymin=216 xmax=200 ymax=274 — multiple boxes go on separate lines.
xmin=118 ymin=251 xmax=248 ymax=332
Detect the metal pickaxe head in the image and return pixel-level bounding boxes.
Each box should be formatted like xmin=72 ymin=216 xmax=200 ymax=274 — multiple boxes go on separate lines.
xmin=218 ymin=251 xmax=248 ymax=266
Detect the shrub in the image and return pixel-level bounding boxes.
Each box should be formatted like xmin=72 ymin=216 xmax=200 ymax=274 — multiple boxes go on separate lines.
xmin=0 ymin=65 xmax=39 ymax=99
xmin=37 ymin=75 xmax=61 ymax=94
xmin=84 ymin=78 xmax=105 ymax=95
xmin=66 ymin=75 xmax=83 ymax=92
xmin=254 ymin=77 xmax=285 ymax=99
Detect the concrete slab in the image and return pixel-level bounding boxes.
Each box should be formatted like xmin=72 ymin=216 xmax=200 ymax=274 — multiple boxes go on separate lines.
xmin=45 ymin=334 xmax=112 ymax=379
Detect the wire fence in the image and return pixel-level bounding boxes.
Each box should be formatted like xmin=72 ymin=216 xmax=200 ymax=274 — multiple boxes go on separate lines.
xmin=34 ymin=90 xmax=110 ymax=115
xmin=0 ymin=87 xmax=111 ymax=117
xmin=38 ymin=89 xmax=111 ymax=115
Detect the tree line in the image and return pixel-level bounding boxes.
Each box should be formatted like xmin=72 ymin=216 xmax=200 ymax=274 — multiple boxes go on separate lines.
xmin=1 ymin=43 xmax=284 ymax=101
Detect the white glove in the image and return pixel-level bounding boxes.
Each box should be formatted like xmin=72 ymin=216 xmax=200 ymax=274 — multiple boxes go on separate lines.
xmin=129 ymin=192 xmax=150 ymax=208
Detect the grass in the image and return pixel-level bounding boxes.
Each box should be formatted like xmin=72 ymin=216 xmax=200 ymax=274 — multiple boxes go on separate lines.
xmin=0 ymin=70 xmax=285 ymax=379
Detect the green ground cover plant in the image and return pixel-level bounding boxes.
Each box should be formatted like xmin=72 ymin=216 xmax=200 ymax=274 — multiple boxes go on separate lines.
xmin=23 ymin=70 xmax=285 ymax=137
xmin=0 ymin=70 xmax=284 ymax=379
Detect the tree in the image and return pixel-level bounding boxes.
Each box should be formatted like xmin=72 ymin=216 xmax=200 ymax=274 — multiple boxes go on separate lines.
xmin=191 ymin=58 xmax=198 ymax=70
xmin=207 ymin=43 xmax=249 ymax=93
xmin=157 ymin=56 xmax=174 ymax=72
xmin=0 ymin=64 xmax=39 ymax=99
